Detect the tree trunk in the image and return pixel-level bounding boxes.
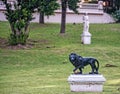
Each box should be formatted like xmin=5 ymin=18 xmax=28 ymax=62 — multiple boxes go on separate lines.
xmin=10 ymin=23 xmax=16 ymax=35
xmin=39 ymin=12 xmax=44 ymax=24
xmin=60 ymin=0 xmax=67 ymax=33
xmin=24 ymin=22 xmax=30 ymax=35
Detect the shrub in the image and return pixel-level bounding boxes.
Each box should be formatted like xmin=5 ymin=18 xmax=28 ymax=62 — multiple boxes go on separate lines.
xmin=112 ymin=10 xmax=120 ymax=23
xmin=8 ymin=33 xmax=28 ymax=45
xmin=2 ymin=0 xmax=37 ymax=45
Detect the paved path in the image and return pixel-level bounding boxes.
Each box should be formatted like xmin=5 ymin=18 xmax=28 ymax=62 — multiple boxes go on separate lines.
xmin=0 ymin=12 xmax=6 ymax=21
xmin=0 ymin=11 xmax=115 ymax=23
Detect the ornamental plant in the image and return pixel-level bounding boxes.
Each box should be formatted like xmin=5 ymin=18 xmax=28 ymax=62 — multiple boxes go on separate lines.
xmin=2 ymin=0 xmax=37 ymax=45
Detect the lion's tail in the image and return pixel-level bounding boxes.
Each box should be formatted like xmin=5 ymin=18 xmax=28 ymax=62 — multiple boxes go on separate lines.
xmin=95 ymin=59 xmax=99 ymax=72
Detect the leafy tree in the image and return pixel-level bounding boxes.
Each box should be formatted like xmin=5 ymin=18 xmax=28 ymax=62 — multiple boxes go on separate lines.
xmin=2 ymin=0 xmax=37 ymax=45
xmin=36 ymin=0 xmax=59 ymax=24
xmin=60 ymin=0 xmax=80 ymax=33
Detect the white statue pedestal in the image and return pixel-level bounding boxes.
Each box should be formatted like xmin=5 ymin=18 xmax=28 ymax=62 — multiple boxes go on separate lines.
xmin=81 ymin=31 xmax=92 ymax=44
xmin=68 ymin=74 xmax=106 ymax=92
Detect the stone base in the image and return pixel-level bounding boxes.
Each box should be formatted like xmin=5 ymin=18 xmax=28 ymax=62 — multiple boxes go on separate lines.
xmin=81 ymin=31 xmax=92 ymax=44
xmin=68 ymin=74 xmax=106 ymax=92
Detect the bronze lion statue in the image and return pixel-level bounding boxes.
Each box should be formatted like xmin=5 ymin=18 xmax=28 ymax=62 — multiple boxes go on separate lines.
xmin=69 ymin=53 xmax=99 ymax=74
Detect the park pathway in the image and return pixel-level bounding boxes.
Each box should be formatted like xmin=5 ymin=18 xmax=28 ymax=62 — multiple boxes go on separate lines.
xmin=0 ymin=2 xmax=115 ymax=23
xmin=0 ymin=11 xmax=115 ymax=23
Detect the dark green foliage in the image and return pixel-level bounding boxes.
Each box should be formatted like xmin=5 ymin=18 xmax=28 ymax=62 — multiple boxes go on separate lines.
xmin=36 ymin=0 xmax=59 ymax=23
xmin=68 ymin=0 xmax=80 ymax=13
xmin=104 ymin=0 xmax=120 ymax=14
xmin=2 ymin=0 xmax=37 ymax=45
xmin=112 ymin=10 xmax=120 ymax=23
xmin=37 ymin=0 xmax=59 ymax=15
xmin=8 ymin=33 xmax=28 ymax=45
xmin=114 ymin=0 xmax=120 ymax=10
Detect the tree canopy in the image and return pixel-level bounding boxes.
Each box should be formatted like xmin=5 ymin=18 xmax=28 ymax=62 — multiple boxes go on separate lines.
xmin=36 ymin=0 xmax=59 ymax=24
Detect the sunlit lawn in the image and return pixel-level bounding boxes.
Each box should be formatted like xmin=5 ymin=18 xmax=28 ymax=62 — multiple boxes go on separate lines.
xmin=0 ymin=22 xmax=120 ymax=94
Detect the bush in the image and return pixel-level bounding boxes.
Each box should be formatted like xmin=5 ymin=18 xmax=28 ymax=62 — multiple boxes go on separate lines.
xmin=2 ymin=0 xmax=37 ymax=45
xmin=8 ymin=33 xmax=28 ymax=45
xmin=112 ymin=10 xmax=120 ymax=23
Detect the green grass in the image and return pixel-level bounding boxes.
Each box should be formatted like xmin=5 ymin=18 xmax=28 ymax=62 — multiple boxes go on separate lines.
xmin=0 ymin=21 xmax=120 ymax=94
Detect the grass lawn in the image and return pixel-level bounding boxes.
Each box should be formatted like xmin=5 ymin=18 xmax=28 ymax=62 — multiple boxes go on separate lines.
xmin=0 ymin=21 xmax=120 ymax=94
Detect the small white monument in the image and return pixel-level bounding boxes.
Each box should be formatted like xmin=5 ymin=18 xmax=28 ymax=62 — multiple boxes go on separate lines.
xmin=68 ymin=74 xmax=106 ymax=92
xmin=81 ymin=12 xmax=92 ymax=44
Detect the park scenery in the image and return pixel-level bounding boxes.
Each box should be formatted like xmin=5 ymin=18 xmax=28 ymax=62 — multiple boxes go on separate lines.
xmin=0 ymin=0 xmax=120 ymax=94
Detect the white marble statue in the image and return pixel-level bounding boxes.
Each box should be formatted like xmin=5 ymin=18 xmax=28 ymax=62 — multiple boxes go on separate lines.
xmin=81 ymin=12 xmax=91 ymax=44
xmin=83 ymin=12 xmax=89 ymax=32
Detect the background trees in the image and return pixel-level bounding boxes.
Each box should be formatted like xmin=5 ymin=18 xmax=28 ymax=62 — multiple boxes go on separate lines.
xmin=102 ymin=0 xmax=120 ymax=22
xmin=2 ymin=0 xmax=81 ymax=46
xmin=103 ymin=0 xmax=120 ymax=13
xmin=111 ymin=0 xmax=120 ymax=22
xmin=115 ymin=0 xmax=120 ymax=10
xmin=2 ymin=0 xmax=37 ymax=45
xmin=36 ymin=0 xmax=59 ymax=24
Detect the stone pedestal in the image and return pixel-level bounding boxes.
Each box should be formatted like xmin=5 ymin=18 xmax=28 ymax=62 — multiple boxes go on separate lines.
xmin=68 ymin=74 xmax=106 ymax=92
xmin=81 ymin=31 xmax=92 ymax=44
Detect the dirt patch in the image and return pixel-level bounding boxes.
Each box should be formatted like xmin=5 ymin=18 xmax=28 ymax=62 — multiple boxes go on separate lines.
xmin=0 ymin=37 xmax=51 ymax=50
xmin=0 ymin=37 xmax=34 ymax=50
xmin=105 ymin=64 xmax=118 ymax=67
xmin=0 ymin=37 xmax=8 ymax=48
